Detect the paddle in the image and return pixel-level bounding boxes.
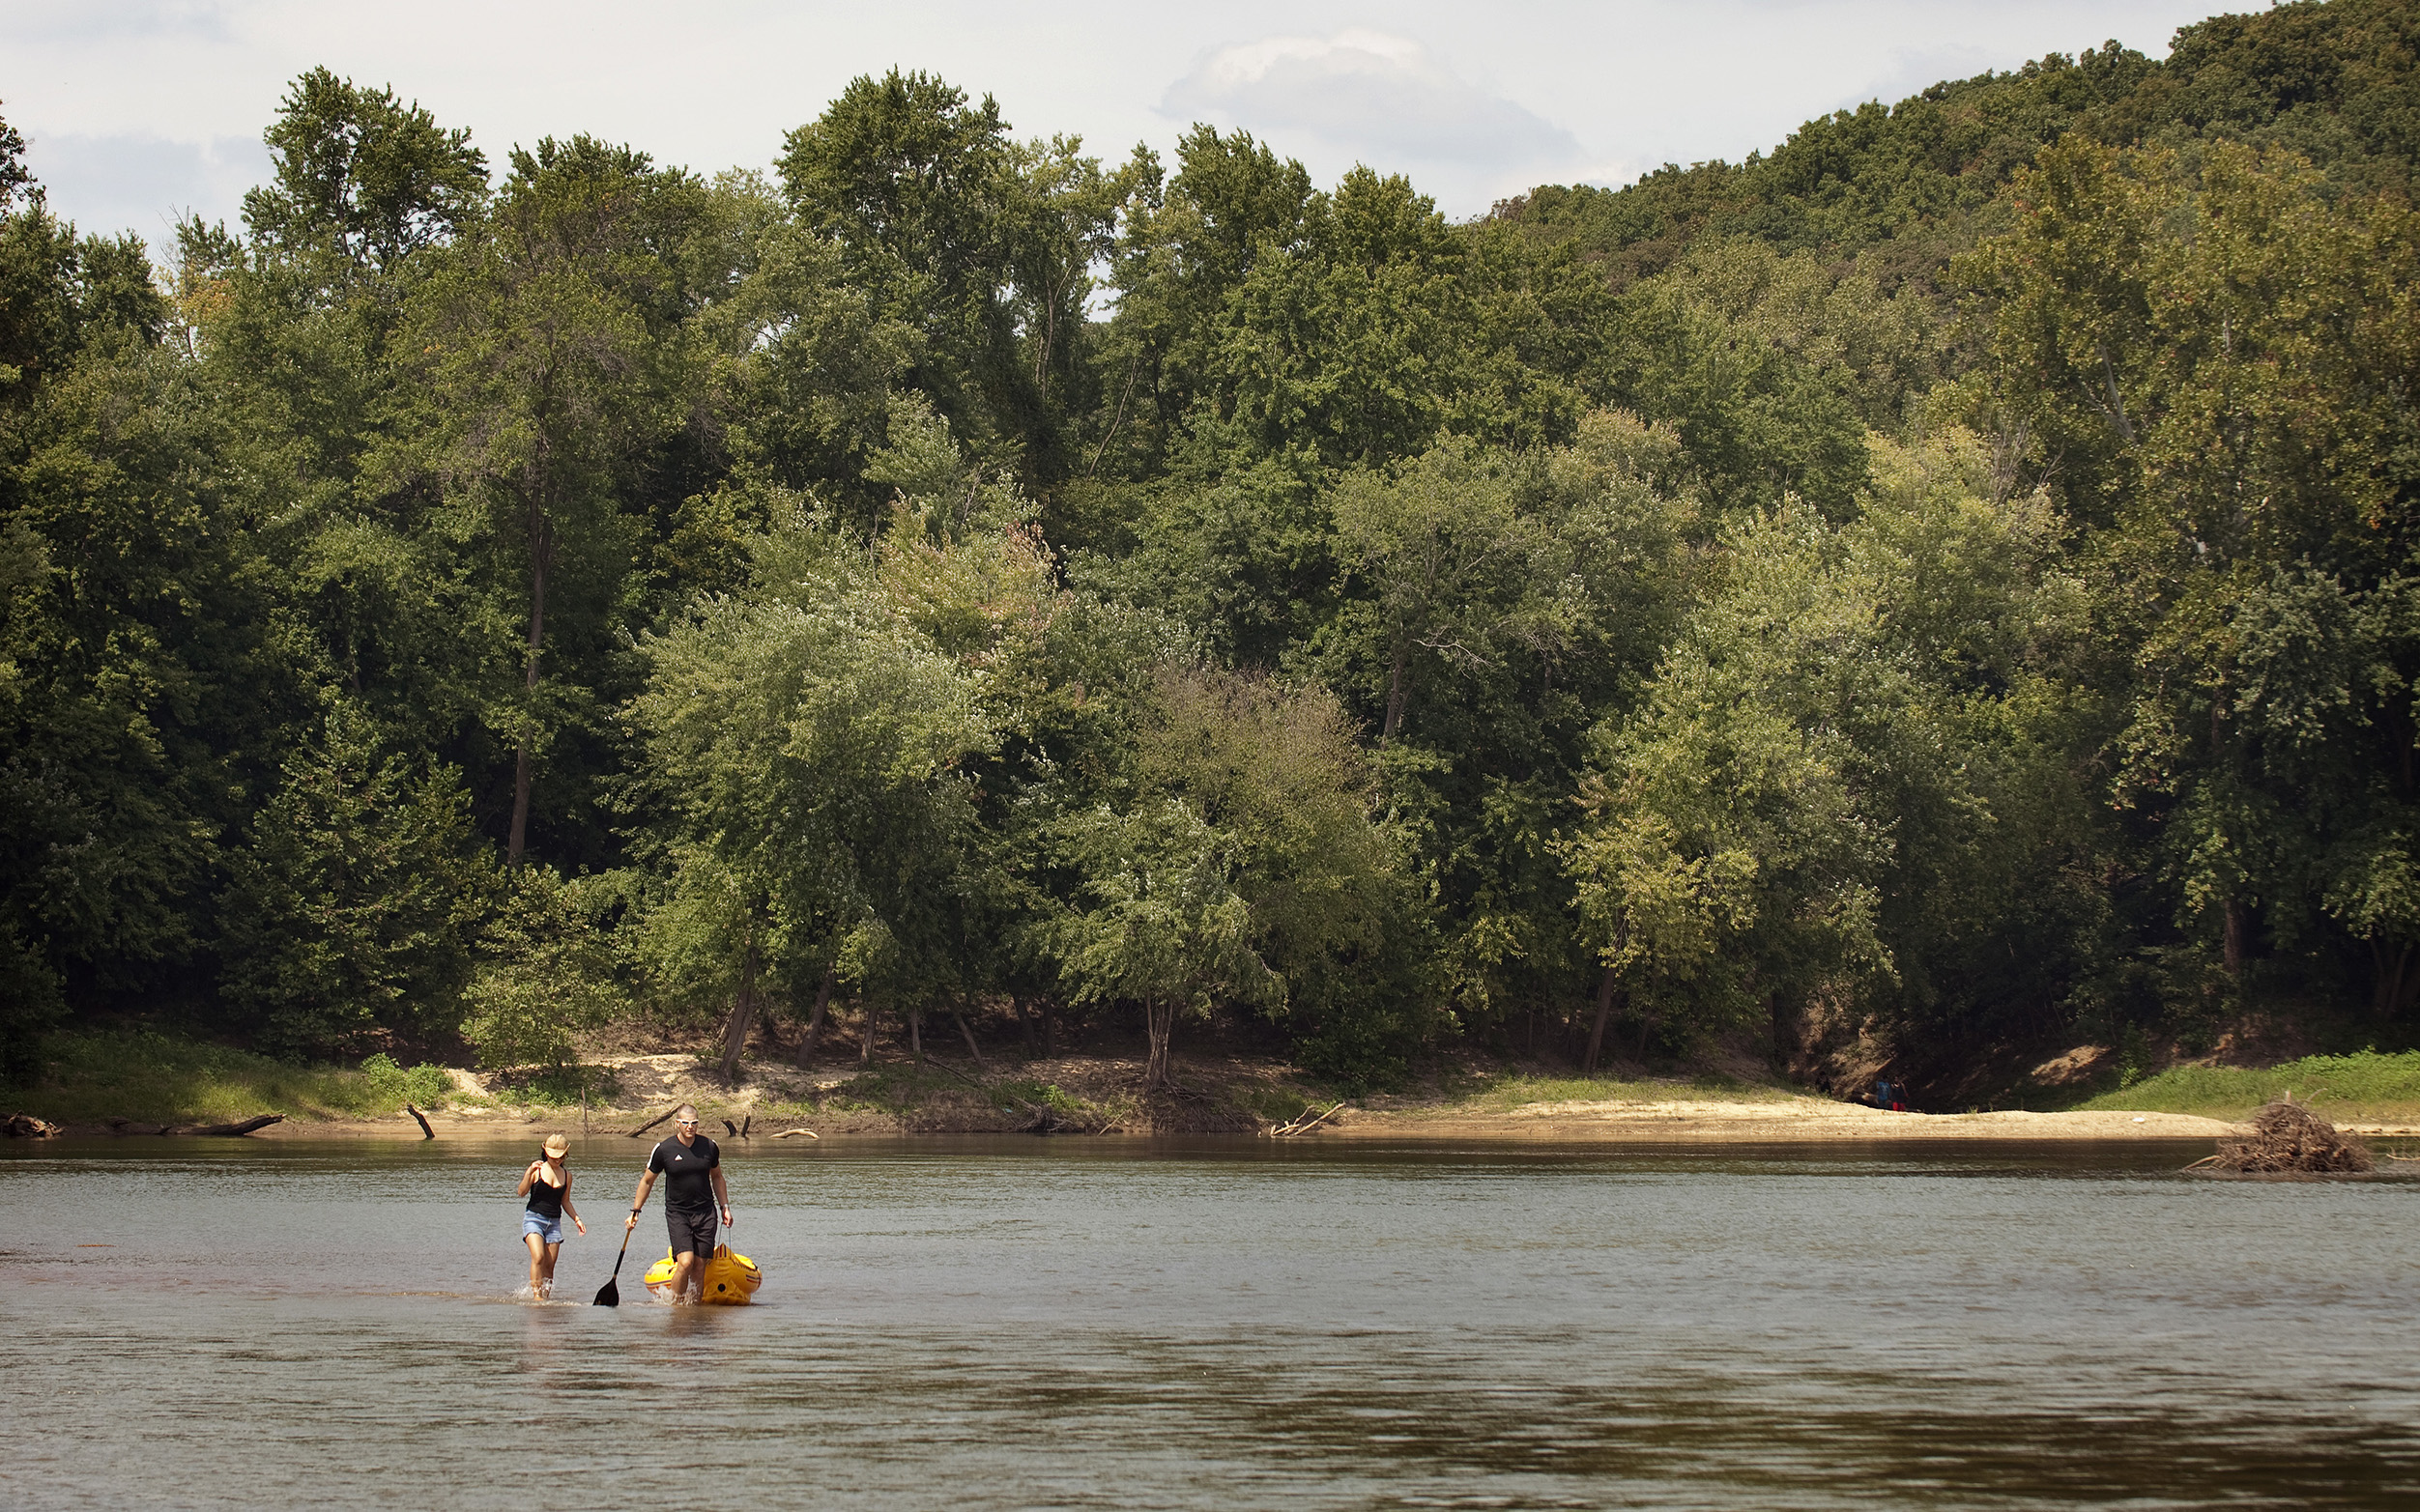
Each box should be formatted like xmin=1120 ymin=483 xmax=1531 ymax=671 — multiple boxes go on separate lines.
xmin=593 ymin=1222 xmax=636 ymax=1307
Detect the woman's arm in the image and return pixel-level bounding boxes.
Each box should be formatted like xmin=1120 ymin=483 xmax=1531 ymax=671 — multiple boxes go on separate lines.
xmin=517 ymin=1160 xmax=540 ymax=1198
xmin=562 ymin=1176 xmax=585 ymax=1233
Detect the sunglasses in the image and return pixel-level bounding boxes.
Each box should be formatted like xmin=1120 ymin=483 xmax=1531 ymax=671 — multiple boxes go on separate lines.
xmin=676 ymin=1120 xmax=699 ymax=1127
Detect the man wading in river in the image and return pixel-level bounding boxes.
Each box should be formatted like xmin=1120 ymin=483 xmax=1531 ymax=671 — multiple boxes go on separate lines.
xmin=625 ymin=1105 xmax=733 ymax=1303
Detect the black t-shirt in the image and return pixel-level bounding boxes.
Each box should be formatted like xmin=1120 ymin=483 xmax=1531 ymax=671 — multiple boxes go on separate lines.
xmin=648 ymin=1134 xmax=720 ymax=1212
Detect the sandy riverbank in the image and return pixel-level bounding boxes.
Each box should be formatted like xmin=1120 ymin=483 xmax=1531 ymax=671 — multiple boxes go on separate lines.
xmin=1323 ymin=1097 xmax=2256 ymax=1142
xmin=245 ymin=1092 xmax=2273 ymax=1143
xmin=33 ymin=1043 xmax=2419 ymax=1143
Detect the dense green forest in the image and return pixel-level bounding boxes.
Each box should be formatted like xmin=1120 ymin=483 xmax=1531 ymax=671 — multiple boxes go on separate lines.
xmin=7 ymin=0 xmax=2420 ymax=1099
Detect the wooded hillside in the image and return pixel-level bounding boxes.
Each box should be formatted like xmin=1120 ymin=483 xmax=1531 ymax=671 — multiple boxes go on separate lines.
xmin=6 ymin=0 xmax=2418 ymax=1096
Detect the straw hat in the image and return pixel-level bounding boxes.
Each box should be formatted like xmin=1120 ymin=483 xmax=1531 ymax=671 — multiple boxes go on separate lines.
xmin=542 ymin=1133 xmax=570 ymax=1157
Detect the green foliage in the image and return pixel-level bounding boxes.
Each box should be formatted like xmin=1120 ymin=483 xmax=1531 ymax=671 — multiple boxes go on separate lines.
xmin=12 ymin=1030 xmax=453 ymax=1124
xmin=242 ymin=67 xmax=488 ymax=271
xmin=216 ymin=706 xmax=496 ymax=1052
xmin=356 ymin=1051 xmax=453 ymax=1109
xmin=459 ymin=868 xmax=627 ymax=1070
xmin=20 ymin=26 xmax=2420 ymax=1105
xmin=2079 ymin=1048 xmax=2420 ymax=1121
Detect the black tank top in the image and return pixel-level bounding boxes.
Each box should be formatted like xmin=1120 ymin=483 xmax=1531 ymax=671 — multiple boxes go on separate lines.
xmin=525 ymin=1167 xmax=566 ymax=1219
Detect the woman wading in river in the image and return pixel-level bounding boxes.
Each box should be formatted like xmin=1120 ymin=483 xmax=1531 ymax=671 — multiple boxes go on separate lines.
xmin=517 ymin=1134 xmax=586 ymax=1298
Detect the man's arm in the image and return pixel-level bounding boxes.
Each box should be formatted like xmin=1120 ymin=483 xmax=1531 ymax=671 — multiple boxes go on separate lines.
xmin=625 ymin=1170 xmax=656 ymax=1230
xmin=710 ymin=1166 xmax=732 ymax=1227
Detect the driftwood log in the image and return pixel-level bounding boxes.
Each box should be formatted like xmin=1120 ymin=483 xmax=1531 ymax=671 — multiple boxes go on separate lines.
xmin=405 ymin=1103 xmax=435 ymax=1139
xmin=740 ymin=1114 xmax=751 ymax=1139
xmin=1268 ymin=1101 xmax=1346 ymax=1137
xmin=626 ymin=1108 xmax=677 ymax=1139
xmin=2 ymin=1112 xmax=63 ymax=1138
xmin=772 ymin=1127 xmax=820 ymax=1139
xmin=722 ymin=1119 xmax=738 ymax=1137
xmin=166 ymin=1114 xmax=284 ymax=1137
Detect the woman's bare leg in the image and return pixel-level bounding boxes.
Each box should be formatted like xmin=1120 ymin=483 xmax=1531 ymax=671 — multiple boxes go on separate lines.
xmin=538 ymin=1241 xmax=562 ymax=1293
xmin=524 ymin=1232 xmax=547 ymax=1294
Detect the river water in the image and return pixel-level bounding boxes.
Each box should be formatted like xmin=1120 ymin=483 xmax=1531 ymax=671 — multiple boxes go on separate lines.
xmin=3 ymin=1135 xmax=2415 ymax=1509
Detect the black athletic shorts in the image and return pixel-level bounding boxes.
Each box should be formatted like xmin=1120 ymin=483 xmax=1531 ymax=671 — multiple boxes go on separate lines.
xmin=666 ymin=1204 xmax=718 ymax=1259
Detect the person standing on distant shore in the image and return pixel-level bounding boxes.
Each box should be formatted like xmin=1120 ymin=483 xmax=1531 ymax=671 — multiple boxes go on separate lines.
xmin=625 ymin=1104 xmax=732 ymax=1302
xmin=517 ymin=1133 xmax=586 ymax=1297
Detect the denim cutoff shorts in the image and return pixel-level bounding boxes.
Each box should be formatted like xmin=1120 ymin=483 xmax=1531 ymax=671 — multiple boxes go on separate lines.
xmin=522 ymin=1210 xmax=566 ymax=1244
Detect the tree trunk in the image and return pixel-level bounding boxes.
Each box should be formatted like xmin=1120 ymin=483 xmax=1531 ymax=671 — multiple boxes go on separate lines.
xmin=952 ymin=1006 xmax=987 ymax=1067
xmin=2223 ymin=899 xmax=2248 ymax=979
xmin=1041 ymin=997 xmax=1056 ymax=1057
xmin=1381 ymin=642 xmax=1411 ymax=740
xmin=795 ymin=961 xmax=836 ymax=1069
xmin=717 ymin=941 xmax=761 ymax=1084
xmin=908 ymin=1008 xmax=923 ymax=1064
xmin=1010 ymin=994 xmax=1034 ymax=1052
xmin=859 ymin=998 xmax=875 ymax=1063
xmin=1144 ymin=996 xmax=1174 ymax=1089
xmin=1582 ymin=965 xmax=1619 ymax=1075
xmin=506 ymin=500 xmax=552 ymax=870
xmin=2373 ymin=937 xmax=2418 ymax=1019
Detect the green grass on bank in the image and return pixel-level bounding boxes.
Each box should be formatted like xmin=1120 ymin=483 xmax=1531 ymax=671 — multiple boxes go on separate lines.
xmin=2077 ymin=1050 xmax=2420 ymax=1123
xmin=6 ymin=1029 xmax=460 ymax=1125
xmin=1451 ymin=1071 xmax=1805 ymax=1114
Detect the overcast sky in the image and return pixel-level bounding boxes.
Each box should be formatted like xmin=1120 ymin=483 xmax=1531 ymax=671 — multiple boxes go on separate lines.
xmin=6 ymin=0 xmax=2236 ymax=243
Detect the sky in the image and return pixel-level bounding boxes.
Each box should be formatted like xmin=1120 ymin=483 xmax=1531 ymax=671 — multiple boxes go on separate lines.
xmin=4 ymin=0 xmax=2239 ymax=244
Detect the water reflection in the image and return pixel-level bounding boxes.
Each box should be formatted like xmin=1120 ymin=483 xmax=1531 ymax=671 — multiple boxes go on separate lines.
xmin=3 ymin=1137 xmax=2416 ymax=1508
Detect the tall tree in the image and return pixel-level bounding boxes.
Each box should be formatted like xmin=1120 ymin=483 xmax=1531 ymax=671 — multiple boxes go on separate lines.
xmin=242 ymin=68 xmax=489 ymax=277
xmin=394 ymin=136 xmax=709 ymax=867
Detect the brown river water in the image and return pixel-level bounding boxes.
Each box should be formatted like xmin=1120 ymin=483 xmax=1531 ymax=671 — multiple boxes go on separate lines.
xmin=2 ymin=1136 xmax=2415 ymax=1509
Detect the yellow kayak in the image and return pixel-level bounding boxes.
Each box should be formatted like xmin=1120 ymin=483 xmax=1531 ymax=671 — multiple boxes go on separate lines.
xmin=641 ymin=1242 xmax=763 ymax=1304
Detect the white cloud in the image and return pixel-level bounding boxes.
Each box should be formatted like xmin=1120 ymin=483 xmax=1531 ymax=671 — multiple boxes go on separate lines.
xmin=1162 ymin=29 xmax=1590 ymax=208
xmin=18 ymin=131 xmax=270 ymax=242
xmin=0 ymin=2 xmax=2242 ymax=233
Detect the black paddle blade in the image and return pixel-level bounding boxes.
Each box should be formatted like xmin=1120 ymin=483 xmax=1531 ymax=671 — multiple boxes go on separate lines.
xmin=595 ymin=1227 xmax=635 ymax=1305
xmin=595 ymin=1228 xmax=634 ymax=1305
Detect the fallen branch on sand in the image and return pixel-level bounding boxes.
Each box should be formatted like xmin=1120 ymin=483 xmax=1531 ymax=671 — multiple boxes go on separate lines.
xmin=2188 ymin=1097 xmax=2373 ymax=1174
xmin=2 ymin=1112 xmax=62 ymax=1138
xmin=626 ymin=1108 xmax=677 ymax=1139
xmin=166 ymin=1114 xmax=284 ymax=1137
xmin=1268 ymin=1101 xmax=1345 ymax=1137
